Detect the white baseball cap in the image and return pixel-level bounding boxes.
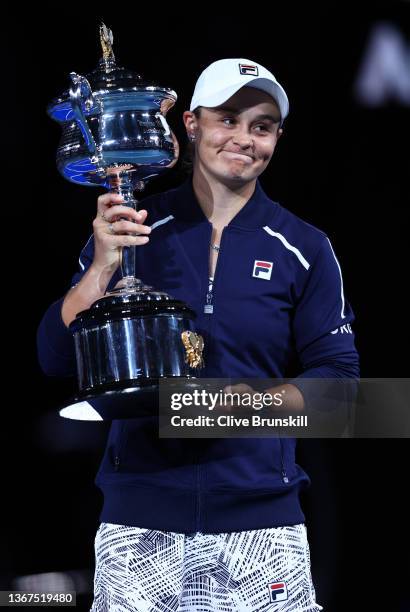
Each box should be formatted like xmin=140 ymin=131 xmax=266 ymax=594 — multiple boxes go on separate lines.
xmin=189 ymin=58 xmax=289 ymax=125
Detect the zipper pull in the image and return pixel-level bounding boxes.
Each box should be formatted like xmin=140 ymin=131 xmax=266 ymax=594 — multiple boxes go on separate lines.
xmin=114 ymin=456 xmax=120 ymax=471
xmin=279 ymin=438 xmax=289 ymax=483
xmin=204 ymin=290 xmax=214 ymax=314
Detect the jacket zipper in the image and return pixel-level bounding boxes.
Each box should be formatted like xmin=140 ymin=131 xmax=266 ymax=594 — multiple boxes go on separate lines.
xmin=279 ymin=437 xmax=289 ymax=483
xmin=203 ymin=229 xmax=225 ymax=315
xmin=113 ymin=423 xmax=127 ymax=472
xmin=196 ymin=227 xmax=225 ymax=531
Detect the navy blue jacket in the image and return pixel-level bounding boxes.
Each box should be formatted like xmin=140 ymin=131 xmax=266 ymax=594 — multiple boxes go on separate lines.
xmin=37 ymin=178 xmax=359 ymax=533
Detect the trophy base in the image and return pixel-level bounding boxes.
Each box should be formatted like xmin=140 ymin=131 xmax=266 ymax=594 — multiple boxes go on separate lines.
xmin=59 ymin=377 xmax=200 ymax=421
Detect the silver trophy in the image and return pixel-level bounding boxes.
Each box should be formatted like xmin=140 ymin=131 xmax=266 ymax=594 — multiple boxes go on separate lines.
xmin=48 ymin=24 xmax=204 ymax=420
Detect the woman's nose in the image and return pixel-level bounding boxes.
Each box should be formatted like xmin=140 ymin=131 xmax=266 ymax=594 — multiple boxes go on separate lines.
xmin=232 ymin=129 xmax=253 ymax=148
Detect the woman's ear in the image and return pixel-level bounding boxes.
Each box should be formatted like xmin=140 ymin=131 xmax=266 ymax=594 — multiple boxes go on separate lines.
xmin=183 ymin=111 xmax=198 ymax=134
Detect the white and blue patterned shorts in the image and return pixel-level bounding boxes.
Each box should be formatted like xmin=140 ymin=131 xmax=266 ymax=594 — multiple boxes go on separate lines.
xmin=90 ymin=522 xmax=323 ymax=612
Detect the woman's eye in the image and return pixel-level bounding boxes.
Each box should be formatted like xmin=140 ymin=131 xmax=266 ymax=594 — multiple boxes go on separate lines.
xmin=254 ymin=124 xmax=268 ymax=132
xmin=222 ymin=117 xmax=235 ymax=126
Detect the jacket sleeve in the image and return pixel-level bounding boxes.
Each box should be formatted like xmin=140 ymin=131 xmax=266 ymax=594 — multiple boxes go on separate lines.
xmin=290 ymin=236 xmax=360 ymax=406
xmin=36 ymin=235 xmax=95 ymax=377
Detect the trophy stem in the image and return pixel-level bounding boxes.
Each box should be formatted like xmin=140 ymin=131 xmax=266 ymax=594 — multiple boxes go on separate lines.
xmin=107 ymin=170 xmax=142 ymax=289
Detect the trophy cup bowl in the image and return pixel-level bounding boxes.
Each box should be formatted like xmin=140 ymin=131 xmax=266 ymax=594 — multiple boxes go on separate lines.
xmin=47 ymin=24 xmax=204 ymax=420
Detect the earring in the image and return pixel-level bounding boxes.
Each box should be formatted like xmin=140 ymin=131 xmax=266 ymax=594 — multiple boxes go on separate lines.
xmin=188 ymin=132 xmax=196 ymax=142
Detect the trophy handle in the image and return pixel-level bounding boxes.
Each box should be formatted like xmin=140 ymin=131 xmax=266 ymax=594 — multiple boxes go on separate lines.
xmin=155 ymin=112 xmax=171 ymax=137
xmin=69 ymin=72 xmax=99 ymax=158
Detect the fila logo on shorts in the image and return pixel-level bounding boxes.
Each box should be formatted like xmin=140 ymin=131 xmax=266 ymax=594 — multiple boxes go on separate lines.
xmin=252 ymin=260 xmax=273 ymax=280
xmin=239 ymin=63 xmax=259 ymax=76
xmin=267 ymin=580 xmax=288 ymax=602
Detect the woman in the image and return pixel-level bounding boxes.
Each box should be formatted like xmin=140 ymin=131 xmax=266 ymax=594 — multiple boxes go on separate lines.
xmin=38 ymin=58 xmax=359 ymax=611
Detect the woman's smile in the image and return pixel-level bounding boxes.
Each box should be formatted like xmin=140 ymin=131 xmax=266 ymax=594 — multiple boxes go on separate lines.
xmin=220 ymin=150 xmax=255 ymax=164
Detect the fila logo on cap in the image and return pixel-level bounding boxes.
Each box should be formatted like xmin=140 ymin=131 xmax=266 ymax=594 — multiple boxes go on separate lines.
xmin=267 ymin=580 xmax=288 ymax=602
xmin=239 ymin=63 xmax=259 ymax=76
xmin=252 ymin=260 xmax=273 ymax=280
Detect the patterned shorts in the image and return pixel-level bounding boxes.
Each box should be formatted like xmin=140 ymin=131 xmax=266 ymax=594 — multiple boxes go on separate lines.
xmin=90 ymin=522 xmax=323 ymax=612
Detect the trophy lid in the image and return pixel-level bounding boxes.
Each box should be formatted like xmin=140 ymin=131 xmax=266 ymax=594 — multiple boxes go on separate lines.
xmin=47 ymin=22 xmax=179 ymax=187
xmin=69 ymin=285 xmax=196 ymax=332
xmin=48 ymin=23 xmax=177 ymax=123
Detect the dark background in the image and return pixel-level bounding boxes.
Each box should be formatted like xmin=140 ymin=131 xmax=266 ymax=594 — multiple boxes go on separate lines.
xmin=2 ymin=3 xmax=409 ymax=611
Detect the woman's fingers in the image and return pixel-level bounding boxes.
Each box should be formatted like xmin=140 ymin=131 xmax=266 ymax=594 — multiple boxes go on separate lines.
xmin=97 ymin=207 xmax=145 ymax=225
xmin=97 ymin=192 xmax=125 ymax=213
xmin=92 ymin=197 xmax=150 ymax=272
xmin=102 ymin=206 xmax=148 ymax=224
xmin=108 ymin=219 xmax=151 ymax=236
xmin=96 ymin=192 xmax=149 ymax=224
xmin=105 ymin=234 xmax=150 ymax=247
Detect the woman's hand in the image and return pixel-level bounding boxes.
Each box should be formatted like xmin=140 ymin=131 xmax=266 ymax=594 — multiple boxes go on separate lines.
xmin=92 ymin=193 xmax=151 ymax=273
xmin=61 ymin=193 xmax=151 ymax=327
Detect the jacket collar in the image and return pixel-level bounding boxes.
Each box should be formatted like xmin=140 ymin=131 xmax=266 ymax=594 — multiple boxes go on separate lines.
xmin=170 ymin=176 xmax=279 ymax=231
